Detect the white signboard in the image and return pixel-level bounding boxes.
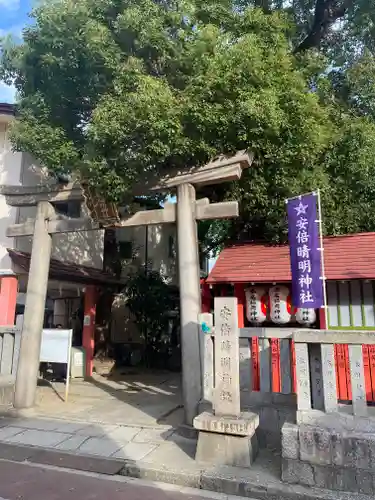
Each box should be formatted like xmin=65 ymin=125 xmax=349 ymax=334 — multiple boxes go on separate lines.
xmin=40 ymin=329 xmax=73 ymax=402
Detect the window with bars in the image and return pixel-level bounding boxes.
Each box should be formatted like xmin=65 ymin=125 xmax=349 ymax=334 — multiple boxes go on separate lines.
xmin=168 ymin=235 xmax=176 ymax=259
xmin=118 ymin=241 xmax=133 ymax=260
xmin=327 ymin=280 xmax=375 ymax=329
xmin=53 ymin=201 xmax=81 ymax=218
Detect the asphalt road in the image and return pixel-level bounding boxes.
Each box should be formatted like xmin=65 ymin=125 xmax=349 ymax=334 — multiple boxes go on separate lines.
xmin=0 ymin=459 xmax=235 ymax=500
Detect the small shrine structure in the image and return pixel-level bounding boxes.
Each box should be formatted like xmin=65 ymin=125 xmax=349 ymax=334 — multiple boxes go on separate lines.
xmin=1 ymin=150 xmax=253 ymax=425
xmin=203 ymin=233 xmax=375 ymax=401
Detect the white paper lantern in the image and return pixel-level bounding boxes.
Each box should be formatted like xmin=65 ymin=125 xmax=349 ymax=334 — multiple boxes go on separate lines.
xmin=296 ymin=308 xmax=316 ymax=326
xmin=245 ymin=287 xmax=267 ymax=324
xmin=269 ymin=285 xmax=293 ymax=324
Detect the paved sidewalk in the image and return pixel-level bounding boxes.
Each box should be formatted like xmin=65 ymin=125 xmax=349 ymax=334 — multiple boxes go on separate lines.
xmin=0 ymin=414 xmax=194 ymax=463
xmin=34 ymin=371 xmax=183 ymax=427
xmin=0 ymin=414 xmax=370 ymax=500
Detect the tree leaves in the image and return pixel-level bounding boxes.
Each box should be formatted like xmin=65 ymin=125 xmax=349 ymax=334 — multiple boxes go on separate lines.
xmin=2 ymin=0 xmax=375 ymax=250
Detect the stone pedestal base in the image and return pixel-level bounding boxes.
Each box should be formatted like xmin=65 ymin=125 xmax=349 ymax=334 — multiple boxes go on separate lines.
xmin=193 ymin=411 xmax=259 ymax=468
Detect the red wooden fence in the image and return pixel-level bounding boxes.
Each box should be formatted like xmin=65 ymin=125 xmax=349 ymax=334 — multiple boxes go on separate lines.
xmin=202 ymin=282 xmax=375 ymax=402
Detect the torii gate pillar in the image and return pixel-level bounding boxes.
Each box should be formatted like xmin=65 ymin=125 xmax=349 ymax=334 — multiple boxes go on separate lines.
xmin=177 ymin=183 xmax=202 ymax=425
xmin=148 ymin=150 xmax=253 ymax=425
xmin=3 ymin=150 xmax=253 ymax=422
xmin=14 ymin=202 xmax=53 ymax=409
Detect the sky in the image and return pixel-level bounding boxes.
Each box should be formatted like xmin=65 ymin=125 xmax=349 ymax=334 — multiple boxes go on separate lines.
xmin=0 ymin=0 xmax=32 ymax=103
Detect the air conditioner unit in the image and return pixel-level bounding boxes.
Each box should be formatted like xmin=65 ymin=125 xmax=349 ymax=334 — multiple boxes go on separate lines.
xmin=70 ymin=347 xmax=86 ymax=379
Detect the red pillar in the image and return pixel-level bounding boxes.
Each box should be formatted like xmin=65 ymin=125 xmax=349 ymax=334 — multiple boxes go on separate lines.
xmin=234 ymin=283 xmax=245 ymax=328
xmin=82 ymin=286 xmax=97 ymax=377
xmin=0 ymin=274 xmax=17 ymax=326
xmin=319 ymin=306 xmax=348 ymax=400
xmin=201 ymin=281 xmax=211 ymax=313
xmin=319 ymin=308 xmax=327 ymax=329
xmin=234 ymin=283 xmax=259 ymax=391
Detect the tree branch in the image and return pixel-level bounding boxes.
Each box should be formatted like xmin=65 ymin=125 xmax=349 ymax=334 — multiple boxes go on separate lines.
xmin=294 ymin=0 xmax=352 ymax=53
xmin=254 ymin=0 xmax=271 ymax=14
xmin=199 ymin=233 xmax=231 ymax=256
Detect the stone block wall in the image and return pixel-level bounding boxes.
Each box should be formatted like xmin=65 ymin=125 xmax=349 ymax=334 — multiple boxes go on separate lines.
xmin=252 ymin=403 xmax=295 ymax=450
xmin=241 ymin=392 xmax=296 ymax=451
xmin=281 ymin=419 xmax=375 ymax=495
xmin=0 ymin=376 xmax=16 ymax=407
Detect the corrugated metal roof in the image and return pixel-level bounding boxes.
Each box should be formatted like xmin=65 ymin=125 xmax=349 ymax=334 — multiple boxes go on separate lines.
xmin=0 ymin=103 xmax=14 ymax=116
xmin=207 ymin=232 xmax=375 ymax=284
xmin=8 ymin=248 xmax=124 ymax=287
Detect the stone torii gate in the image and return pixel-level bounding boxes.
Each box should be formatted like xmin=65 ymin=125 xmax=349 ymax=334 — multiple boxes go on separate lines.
xmin=2 ymin=150 xmax=252 ymax=425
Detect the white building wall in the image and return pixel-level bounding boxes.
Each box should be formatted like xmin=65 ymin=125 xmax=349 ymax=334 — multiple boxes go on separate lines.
xmin=53 ymin=298 xmax=67 ymax=327
xmin=115 ymin=223 xmax=177 ymax=284
xmin=15 ymin=153 xmax=104 ymax=269
xmin=51 ymin=200 xmax=104 ymax=269
xmin=148 ymin=224 xmax=177 ymax=282
xmin=0 ymin=112 xmax=174 ymax=276
xmin=0 ymin=118 xmax=22 ymax=271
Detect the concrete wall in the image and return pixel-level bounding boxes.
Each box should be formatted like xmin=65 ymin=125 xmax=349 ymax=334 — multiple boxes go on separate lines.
xmin=115 ymin=223 xmax=177 ymax=284
xmin=0 ymin=119 xmax=22 ymax=271
xmin=0 ymin=114 xmax=104 ymax=270
xmin=16 ymin=153 xmax=104 ymax=269
xmin=0 ymin=114 xmax=177 ymax=277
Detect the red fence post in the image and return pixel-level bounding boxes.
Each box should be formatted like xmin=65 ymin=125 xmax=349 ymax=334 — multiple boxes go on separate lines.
xmin=234 ymin=284 xmax=245 ymax=328
xmin=82 ymin=286 xmax=97 ymax=378
xmin=234 ymin=283 xmax=259 ymax=390
xmin=201 ymin=281 xmax=211 ymax=313
xmin=0 ymin=274 xmax=17 ymax=326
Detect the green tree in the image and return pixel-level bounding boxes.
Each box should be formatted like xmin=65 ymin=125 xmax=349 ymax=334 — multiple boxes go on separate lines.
xmin=2 ymin=0 xmax=375 ymax=250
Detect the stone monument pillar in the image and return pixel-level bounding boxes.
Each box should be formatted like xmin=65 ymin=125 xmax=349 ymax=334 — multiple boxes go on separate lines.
xmin=194 ymin=297 xmax=259 ymax=467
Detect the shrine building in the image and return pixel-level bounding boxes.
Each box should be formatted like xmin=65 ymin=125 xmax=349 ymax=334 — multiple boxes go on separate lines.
xmin=202 ymin=232 xmax=375 ymax=402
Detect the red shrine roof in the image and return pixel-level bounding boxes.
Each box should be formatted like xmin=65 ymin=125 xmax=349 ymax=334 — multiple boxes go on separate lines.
xmin=207 ymin=232 xmax=375 ymax=284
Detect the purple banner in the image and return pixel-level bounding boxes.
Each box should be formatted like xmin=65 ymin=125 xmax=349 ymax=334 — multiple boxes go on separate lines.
xmin=287 ymin=193 xmax=323 ymax=308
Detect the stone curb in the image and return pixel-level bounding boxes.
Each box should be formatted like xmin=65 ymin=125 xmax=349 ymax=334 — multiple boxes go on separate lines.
xmin=0 ymin=442 xmax=372 ymax=500
xmin=0 ymin=410 xmax=176 ymax=431
xmin=119 ymin=460 xmax=373 ymax=500
xmin=0 ymin=442 xmax=124 ymax=475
